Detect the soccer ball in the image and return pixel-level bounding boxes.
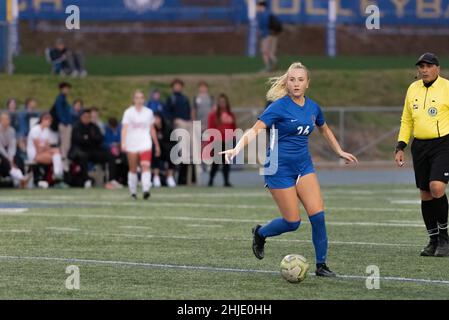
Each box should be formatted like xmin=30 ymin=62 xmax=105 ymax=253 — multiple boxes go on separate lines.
xmin=280 ymin=254 xmax=310 ymax=283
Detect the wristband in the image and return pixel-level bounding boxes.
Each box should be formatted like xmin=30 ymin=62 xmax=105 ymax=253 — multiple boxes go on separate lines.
xmin=395 ymin=141 xmax=407 ymax=154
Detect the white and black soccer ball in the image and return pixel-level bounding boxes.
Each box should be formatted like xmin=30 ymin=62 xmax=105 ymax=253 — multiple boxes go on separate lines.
xmin=280 ymin=254 xmax=310 ymax=283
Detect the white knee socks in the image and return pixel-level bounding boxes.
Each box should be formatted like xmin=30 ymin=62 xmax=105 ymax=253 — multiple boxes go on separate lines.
xmin=52 ymin=154 xmax=63 ymax=178
xmin=128 ymin=172 xmax=138 ymax=195
xmin=142 ymin=171 xmax=152 ymax=193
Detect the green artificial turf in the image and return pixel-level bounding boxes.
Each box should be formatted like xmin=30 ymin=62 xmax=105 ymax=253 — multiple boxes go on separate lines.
xmin=0 ymin=185 xmax=447 ymax=299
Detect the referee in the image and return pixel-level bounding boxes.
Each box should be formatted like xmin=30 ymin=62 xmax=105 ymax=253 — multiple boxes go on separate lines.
xmin=395 ymin=53 xmax=449 ymax=257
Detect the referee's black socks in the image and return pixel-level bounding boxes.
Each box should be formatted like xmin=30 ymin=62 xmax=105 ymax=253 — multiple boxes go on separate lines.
xmin=422 ymin=200 xmax=439 ymax=241
xmin=433 ymin=194 xmax=449 ymax=237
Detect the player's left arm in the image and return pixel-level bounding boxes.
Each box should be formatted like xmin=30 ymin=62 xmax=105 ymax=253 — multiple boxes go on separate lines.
xmin=150 ymin=124 xmax=161 ymax=157
xmin=318 ymin=123 xmax=358 ymax=164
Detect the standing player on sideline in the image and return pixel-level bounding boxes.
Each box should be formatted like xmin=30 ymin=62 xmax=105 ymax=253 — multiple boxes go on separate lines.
xmin=395 ymin=53 xmax=449 ymax=257
xmin=221 ymin=62 xmax=357 ymax=277
xmin=121 ymin=90 xmax=161 ymax=200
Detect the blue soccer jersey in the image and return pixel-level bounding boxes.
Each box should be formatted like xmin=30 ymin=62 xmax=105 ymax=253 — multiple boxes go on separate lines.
xmin=258 ymin=95 xmax=325 ymax=188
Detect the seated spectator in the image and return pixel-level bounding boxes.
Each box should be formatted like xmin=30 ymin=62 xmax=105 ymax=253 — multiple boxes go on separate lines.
xmin=104 ymin=117 xmax=128 ymax=186
xmin=91 ymin=107 xmax=105 ymax=135
xmin=0 ymin=112 xmax=28 ymax=188
xmin=27 ymin=113 xmax=64 ymax=181
xmin=18 ymin=98 xmax=41 ymax=155
xmin=152 ymin=112 xmax=176 ymax=188
xmin=71 ymin=98 xmax=84 ymax=124
xmin=48 ymin=38 xmax=87 ymax=78
xmin=5 ymin=98 xmax=20 ymax=134
xmin=68 ymin=109 xmax=122 ymax=189
xmin=146 ymin=89 xmax=166 ymax=115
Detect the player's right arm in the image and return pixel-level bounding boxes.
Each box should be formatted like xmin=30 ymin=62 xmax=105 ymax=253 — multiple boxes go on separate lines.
xmin=121 ymin=124 xmax=128 ymax=153
xmin=121 ymin=109 xmax=130 ymax=153
xmin=395 ymin=87 xmax=413 ymax=167
xmin=220 ymin=120 xmax=267 ymax=164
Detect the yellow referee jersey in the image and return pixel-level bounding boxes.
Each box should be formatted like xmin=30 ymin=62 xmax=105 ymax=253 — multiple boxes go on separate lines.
xmin=398 ymin=76 xmax=449 ymax=143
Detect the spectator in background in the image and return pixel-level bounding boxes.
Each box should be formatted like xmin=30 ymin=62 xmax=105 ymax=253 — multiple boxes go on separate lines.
xmin=91 ymin=107 xmax=105 ymax=135
xmin=0 ymin=112 xmax=27 ymax=188
xmin=207 ymin=94 xmax=236 ymax=187
xmin=193 ymin=81 xmax=214 ymax=131
xmin=152 ymin=112 xmax=176 ymax=188
xmin=5 ymin=98 xmax=20 ymax=134
xmin=49 ymin=38 xmax=87 ymax=78
xmin=68 ymin=109 xmax=121 ymax=189
xmin=71 ymin=98 xmax=84 ymax=123
xmin=146 ymin=89 xmax=166 ymax=115
xmin=27 ymin=113 xmax=64 ymax=180
xmin=104 ymin=117 xmax=128 ymax=186
xmin=18 ymin=98 xmax=41 ymax=155
xmin=166 ymin=79 xmax=195 ymax=185
xmin=50 ymin=82 xmax=73 ymax=168
xmin=257 ymin=1 xmax=281 ymax=72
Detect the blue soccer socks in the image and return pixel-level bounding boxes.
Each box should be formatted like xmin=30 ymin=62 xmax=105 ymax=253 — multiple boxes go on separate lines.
xmin=258 ymin=218 xmax=301 ymax=238
xmin=309 ymin=211 xmax=328 ymax=264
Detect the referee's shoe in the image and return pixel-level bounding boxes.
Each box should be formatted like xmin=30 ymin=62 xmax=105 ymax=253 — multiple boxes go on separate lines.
xmin=420 ymin=239 xmax=438 ymax=256
xmin=435 ymin=233 xmax=449 ymax=257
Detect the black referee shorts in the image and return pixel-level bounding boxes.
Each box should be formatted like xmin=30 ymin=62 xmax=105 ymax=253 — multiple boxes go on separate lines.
xmin=411 ymin=134 xmax=449 ymax=191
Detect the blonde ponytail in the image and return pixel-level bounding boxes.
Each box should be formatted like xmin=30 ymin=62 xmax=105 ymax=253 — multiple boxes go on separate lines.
xmin=266 ymin=62 xmax=310 ymax=102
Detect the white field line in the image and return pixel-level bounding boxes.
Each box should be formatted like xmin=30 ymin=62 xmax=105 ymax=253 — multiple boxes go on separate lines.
xmin=386 ymin=220 xmax=423 ymax=224
xmin=29 ymin=228 xmax=423 ymax=248
xmin=4 ymin=212 xmax=425 ymax=228
xmin=119 ymin=226 xmax=152 ymax=230
xmin=1 ymin=255 xmax=448 ymax=286
xmin=45 ymin=227 xmax=81 ymax=232
xmin=0 ymin=198 xmax=420 ymax=212
xmin=390 ymin=200 xmax=421 ymax=205
xmin=0 ymin=190 xmax=404 ymax=200
xmin=186 ymin=224 xmax=223 ymax=228
xmin=0 ymin=208 xmax=29 ymax=215
xmin=0 ymin=229 xmax=31 ymax=233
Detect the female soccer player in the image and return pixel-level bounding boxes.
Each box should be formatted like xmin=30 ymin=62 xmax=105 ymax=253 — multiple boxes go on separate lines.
xmin=220 ymin=62 xmax=358 ymax=277
xmin=121 ymin=90 xmax=161 ymax=200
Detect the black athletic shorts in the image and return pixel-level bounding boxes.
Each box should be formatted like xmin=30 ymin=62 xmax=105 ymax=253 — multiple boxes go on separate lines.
xmin=411 ymin=134 xmax=449 ymax=191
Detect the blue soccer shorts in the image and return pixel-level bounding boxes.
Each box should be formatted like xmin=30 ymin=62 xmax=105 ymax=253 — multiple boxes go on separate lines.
xmin=264 ymin=161 xmax=315 ymax=189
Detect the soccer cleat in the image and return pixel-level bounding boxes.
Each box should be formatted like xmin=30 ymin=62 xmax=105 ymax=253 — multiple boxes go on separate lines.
xmin=252 ymin=225 xmax=266 ymax=260
xmin=420 ymin=239 xmax=438 ymax=256
xmin=435 ymin=234 xmax=449 ymax=257
xmin=315 ymin=263 xmax=336 ymax=277
xmin=143 ymin=192 xmax=151 ymax=200
xmin=131 ymin=194 xmax=138 ymax=200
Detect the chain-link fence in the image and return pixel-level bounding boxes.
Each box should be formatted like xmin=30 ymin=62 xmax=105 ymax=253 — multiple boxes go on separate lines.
xmin=233 ymin=106 xmax=404 ymax=166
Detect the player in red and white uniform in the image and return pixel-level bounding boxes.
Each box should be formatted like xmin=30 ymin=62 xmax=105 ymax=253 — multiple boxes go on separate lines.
xmin=121 ymin=90 xmax=161 ymax=200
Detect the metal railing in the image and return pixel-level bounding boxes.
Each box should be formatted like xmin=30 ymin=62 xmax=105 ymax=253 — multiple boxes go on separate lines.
xmin=232 ymin=106 xmax=404 ymax=163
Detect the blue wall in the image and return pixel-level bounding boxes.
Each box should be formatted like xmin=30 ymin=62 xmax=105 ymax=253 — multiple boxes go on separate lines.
xmin=0 ymin=2 xmax=7 ymax=72
xmin=18 ymin=0 xmax=449 ymax=25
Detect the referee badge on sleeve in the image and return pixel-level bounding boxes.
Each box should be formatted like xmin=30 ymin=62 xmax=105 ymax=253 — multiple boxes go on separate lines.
xmin=428 ymin=107 xmax=438 ymax=117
